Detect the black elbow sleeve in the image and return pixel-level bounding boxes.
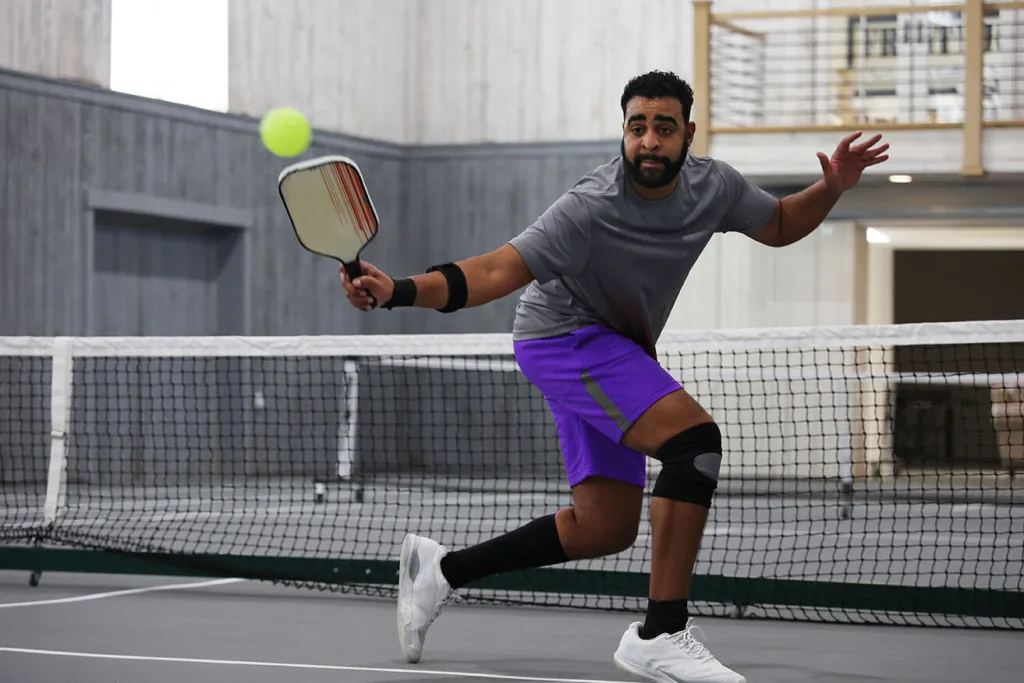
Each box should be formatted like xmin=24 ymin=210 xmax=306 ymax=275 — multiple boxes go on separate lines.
xmin=427 ymin=263 xmax=468 ymax=313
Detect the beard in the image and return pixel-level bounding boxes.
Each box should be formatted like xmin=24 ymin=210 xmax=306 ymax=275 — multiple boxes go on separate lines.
xmin=621 ymin=138 xmax=688 ymax=190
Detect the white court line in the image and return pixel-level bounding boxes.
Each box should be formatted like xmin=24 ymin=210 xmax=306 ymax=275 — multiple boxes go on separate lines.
xmin=0 ymin=577 xmax=243 ymax=609
xmin=0 ymin=647 xmax=625 ymax=683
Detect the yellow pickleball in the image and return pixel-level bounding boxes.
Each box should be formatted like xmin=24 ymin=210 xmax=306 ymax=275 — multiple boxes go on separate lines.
xmin=259 ymin=107 xmax=312 ymax=157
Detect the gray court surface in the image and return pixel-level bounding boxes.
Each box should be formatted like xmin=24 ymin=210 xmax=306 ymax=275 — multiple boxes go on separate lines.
xmin=0 ymin=571 xmax=1021 ymax=683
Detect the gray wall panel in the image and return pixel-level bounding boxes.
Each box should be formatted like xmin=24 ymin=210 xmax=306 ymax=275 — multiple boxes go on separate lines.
xmin=91 ymin=216 xmax=242 ymax=336
xmin=0 ymin=89 xmax=86 ymax=336
xmin=0 ymin=69 xmax=407 ymax=338
xmin=227 ymin=0 xmax=410 ymax=144
xmin=0 ymin=0 xmax=111 ymax=89
xmin=0 ymin=90 xmax=8 ymax=331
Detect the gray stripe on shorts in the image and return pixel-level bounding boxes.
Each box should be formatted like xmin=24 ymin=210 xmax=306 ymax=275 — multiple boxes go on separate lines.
xmin=580 ymin=369 xmax=631 ymax=432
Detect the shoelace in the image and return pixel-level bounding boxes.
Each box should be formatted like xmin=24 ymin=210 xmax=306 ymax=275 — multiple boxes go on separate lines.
xmin=667 ymin=620 xmax=715 ymax=664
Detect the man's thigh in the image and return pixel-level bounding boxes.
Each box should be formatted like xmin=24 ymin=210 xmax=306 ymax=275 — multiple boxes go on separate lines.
xmin=514 ymin=324 xmax=688 ymax=461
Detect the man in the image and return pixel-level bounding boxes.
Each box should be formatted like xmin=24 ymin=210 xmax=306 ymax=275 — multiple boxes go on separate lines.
xmin=341 ymin=70 xmax=889 ymax=683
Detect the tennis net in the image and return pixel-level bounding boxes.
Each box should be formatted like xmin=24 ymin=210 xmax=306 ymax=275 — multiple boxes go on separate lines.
xmin=1 ymin=320 xmax=1022 ymax=628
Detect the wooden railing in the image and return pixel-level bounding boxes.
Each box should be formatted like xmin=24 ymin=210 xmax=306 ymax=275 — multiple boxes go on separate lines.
xmin=692 ymin=1 xmax=1024 ymax=175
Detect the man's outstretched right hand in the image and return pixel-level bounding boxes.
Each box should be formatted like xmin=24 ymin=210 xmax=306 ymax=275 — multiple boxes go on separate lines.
xmin=340 ymin=261 xmax=395 ymax=311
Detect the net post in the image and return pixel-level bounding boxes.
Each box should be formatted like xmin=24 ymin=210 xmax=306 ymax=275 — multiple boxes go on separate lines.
xmin=43 ymin=337 xmax=74 ymax=527
xmin=835 ymin=371 xmax=855 ymax=520
xmin=338 ymin=359 xmax=362 ymax=503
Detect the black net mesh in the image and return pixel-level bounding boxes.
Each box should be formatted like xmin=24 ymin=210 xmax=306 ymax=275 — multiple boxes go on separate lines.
xmin=1 ymin=325 xmax=1022 ymax=628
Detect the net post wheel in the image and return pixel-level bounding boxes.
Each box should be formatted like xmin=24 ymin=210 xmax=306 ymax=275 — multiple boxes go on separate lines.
xmin=314 ymin=481 xmax=327 ymax=503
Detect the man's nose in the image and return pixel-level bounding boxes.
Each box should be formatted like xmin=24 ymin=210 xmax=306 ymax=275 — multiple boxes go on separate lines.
xmin=641 ymin=131 xmax=660 ymax=152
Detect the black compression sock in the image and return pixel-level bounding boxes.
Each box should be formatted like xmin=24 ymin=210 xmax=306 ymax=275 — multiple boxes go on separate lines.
xmin=638 ymin=599 xmax=690 ymax=640
xmin=439 ymin=513 xmax=569 ymax=589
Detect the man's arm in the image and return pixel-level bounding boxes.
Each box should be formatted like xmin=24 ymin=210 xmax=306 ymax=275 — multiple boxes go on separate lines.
xmin=344 ymin=244 xmax=534 ymax=312
xmin=748 ymin=180 xmax=843 ymax=249
xmin=402 ymin=244 xmax=534 ymax=309
xmin=748 ymin=131 xmax=890 ymax=248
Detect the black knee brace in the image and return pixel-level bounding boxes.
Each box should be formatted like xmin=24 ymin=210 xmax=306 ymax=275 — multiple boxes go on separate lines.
xmin=652 ymin=421 xmax=722 ymax=509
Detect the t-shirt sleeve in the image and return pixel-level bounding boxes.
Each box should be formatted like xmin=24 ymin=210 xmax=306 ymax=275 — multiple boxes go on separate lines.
xmin=714 ymin=159 xmax=779 ymax=235
xmin=507 ymin=190 xmax=592 ymax=284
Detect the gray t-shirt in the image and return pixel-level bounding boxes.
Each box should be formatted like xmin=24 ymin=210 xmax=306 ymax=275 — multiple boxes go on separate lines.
xmin=508 ymin=154 xmax=777 ymax=357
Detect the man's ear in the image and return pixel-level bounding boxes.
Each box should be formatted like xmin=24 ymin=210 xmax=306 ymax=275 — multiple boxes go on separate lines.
xmin=687 ymin=120 xmax=696 ymax=143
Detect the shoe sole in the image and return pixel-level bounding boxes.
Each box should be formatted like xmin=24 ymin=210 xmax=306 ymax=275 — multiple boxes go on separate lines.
xmin=613 ymin=652 xmax=675 ymax=683
xmin=397 ymin=534 xmax=421 ymax=663
xmin=613 ymin=651 xmax=745 ymax=683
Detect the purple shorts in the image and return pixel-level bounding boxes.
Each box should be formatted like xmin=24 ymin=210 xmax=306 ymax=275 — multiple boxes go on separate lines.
xmin=513 ymin=324 xmax=682 ymax=489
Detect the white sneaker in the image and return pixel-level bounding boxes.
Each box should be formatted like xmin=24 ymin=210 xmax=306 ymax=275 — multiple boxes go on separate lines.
xmin=396 ymin=533 xmax=456 ymax=663
xmin=613 ymin=620 xmax=745 ymax=683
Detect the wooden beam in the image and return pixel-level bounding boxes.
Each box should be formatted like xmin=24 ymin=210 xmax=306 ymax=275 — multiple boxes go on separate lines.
xmin=714 ymin=4 xmax=965 ymax=21
xmin=963 ymin=0 xmax=985 ymax=176
xmin=711 ymin=123 xmax=963 ymax=134
xmin=692 ymin=1 xmax=712 ymax=156
xmin=710 ymin=17 xmax=765 ymax=41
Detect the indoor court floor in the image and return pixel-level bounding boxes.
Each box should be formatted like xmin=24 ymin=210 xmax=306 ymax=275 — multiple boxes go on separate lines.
xmin=1 ymin=571 xmax=1020 ymax=683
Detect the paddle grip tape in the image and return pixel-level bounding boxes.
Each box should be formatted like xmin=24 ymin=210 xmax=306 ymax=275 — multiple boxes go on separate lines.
xmin=383 ymin=278 xmax=417 ymax=310
xmin=346 ymin=261 xmax=379 ymax=308
xmin=427 ymin=263 xmax=468 ymax=313
xmin=652 ymin=421 xmax=723 ymax=509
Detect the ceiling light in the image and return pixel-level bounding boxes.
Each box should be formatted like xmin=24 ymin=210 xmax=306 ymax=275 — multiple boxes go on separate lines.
xmin=888 ymin=174 xmax=913 ymax=183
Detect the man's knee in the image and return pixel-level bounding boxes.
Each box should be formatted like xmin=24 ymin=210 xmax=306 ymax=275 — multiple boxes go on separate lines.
xmin=651 ymin=421 xmax=722 ymax=508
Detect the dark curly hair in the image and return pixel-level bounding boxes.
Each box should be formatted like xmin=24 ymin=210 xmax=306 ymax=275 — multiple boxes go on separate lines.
xmin=619 ymin=70 xmax=694 ymax=122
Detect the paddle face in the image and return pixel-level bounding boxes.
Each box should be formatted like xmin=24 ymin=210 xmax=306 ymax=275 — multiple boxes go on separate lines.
xmin=277 ymin=155 xmax=380 ymax=280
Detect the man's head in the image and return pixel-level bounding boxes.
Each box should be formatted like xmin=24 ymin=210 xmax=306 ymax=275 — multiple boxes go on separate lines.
xmin=619 ymin=71 xmax=696 ymax=195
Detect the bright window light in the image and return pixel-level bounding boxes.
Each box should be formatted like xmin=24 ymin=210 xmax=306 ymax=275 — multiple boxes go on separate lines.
xmin=110 ymin=0 xmax=229 ymax=112
xmin=866 ymin=227 xmax=892 ymax=244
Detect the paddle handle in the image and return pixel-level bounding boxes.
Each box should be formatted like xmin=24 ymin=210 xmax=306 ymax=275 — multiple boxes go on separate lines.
xmin=343 ymin=260 xmax=364 ymax=281
xmin=343 ymin=260 xmax=378 ymax=308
